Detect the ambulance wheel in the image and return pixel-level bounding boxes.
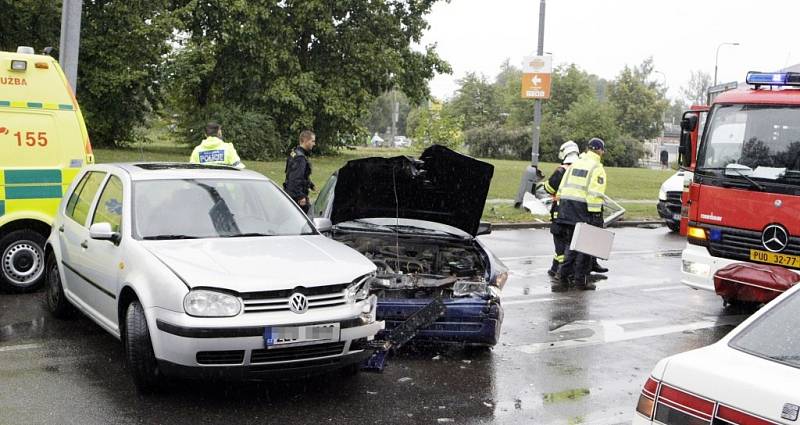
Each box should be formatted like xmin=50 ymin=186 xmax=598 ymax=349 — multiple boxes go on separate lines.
xmin=0 ymin=229 xmax=47 ymax=292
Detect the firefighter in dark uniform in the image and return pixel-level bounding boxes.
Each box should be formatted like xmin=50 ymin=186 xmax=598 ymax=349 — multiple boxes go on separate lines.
xmin=284 ymin=130 xmax=316 ymax=214
xmin=553 ymin=138 xmax=608 ymax=291
xmin=545 ymin=141 xmax=580 ymax=279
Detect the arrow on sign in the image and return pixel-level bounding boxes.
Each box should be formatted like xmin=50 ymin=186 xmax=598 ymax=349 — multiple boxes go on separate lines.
xmin=531 ymin=75 xmax=542 ymax=86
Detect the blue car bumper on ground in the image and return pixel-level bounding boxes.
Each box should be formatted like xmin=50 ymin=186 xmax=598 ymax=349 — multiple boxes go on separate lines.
xmin=377 ymin=297 xmax=503 ymax=346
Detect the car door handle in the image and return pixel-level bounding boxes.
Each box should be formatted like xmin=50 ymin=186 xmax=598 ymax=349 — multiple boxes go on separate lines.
xmin=80 ymin=240 xmax=88 ymax=249
xmin=58 ymin=225 xmax=64 ymax=233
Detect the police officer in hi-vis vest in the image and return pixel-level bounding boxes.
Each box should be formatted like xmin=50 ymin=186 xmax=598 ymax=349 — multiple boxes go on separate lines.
xmin=189 ymin=122 xmax=245 ymax=169
xmin=553 ymin=138 xmax=608 ymax=291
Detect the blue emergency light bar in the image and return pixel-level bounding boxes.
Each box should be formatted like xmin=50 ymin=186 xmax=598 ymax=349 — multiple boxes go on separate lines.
xmin=746 ymin=71 xmax=800 ymax=86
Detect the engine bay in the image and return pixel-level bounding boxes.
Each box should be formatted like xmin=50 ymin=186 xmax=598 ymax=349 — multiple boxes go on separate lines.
xmin=334 ymin=233 xmax=490 ymax=299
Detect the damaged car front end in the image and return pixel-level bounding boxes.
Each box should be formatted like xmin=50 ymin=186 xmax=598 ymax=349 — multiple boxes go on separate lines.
xmin=313 ymin=145 xmax=507 ymax=347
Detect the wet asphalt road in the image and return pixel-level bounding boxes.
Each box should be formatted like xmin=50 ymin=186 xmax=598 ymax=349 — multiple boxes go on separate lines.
xmin=0 ymin=226 xmax=751 ymax=425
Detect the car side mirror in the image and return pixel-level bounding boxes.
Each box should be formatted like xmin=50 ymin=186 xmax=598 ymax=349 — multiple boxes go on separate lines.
xmin=313 ymin=217 xmax=333 ymax=233
xmin=680 ymin=115 xmax=698 ymax=132
xmin=89 ymin=222 xmax=120 ymax=244
xmin=476 ymin=221 xmax=492 ymax=236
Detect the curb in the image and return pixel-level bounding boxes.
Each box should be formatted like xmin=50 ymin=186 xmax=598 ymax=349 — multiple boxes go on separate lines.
xmin=492 ymin=220 xmax=665 ymax=230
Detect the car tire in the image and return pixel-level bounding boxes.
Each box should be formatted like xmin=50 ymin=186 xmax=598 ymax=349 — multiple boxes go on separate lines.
xmin=45 ymin=252 xmax=74 ymax=319
xmin=125 ymin=300 xmax=161 ymax=393
xmin=666 ymin=221 xmax=680 ymax=233
xmin=0 ymin=229 xmax=47 ymax=292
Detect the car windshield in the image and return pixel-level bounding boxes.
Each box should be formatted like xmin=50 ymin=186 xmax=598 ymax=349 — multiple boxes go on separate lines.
xmin=729 ymin=290 xmax=800 ymax=368
xmin=133 ymin=179 xmax=314 ymax=239
xmin=698 ymin=104 xmax=800 ymax=178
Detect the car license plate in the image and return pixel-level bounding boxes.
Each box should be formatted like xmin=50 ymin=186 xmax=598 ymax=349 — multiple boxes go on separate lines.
xmin=750 ymin=249 xmax=800 ymax=267
xmin=672 ymin=213 xmax=681 ymax=220
xmin=264 ymin=323 xmax=340 ymax=348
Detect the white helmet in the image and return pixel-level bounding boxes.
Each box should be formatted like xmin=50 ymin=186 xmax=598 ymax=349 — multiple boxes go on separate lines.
xmin=558 ymin=140 xmax=580 ymax=163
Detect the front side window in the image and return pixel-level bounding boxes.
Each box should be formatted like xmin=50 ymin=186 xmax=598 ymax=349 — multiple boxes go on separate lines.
xmin=699 ymin=104 xmax=800 ymax=171
xmin=729 ymin=290 xmax=800 ymax=369
xmin=133 ymin=179 xmax=315 ymax=239
xmin=66 ymin=171 xmax=107 ymax=226
xmin=312 ymin=175 xmax=336 ymax=218
xmin=92 ymin=175 xmax=123 ymax=233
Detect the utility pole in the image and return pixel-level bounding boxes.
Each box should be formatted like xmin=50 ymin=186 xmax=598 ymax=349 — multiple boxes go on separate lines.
xmin=59 ymin=0 xmax=83 ymax=94
xmin=514 ymin=0 xmax=546 ymax=208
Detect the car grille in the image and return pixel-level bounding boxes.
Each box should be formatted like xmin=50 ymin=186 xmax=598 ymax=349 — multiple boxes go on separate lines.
xmin=250 ymin=341 xmax=346 ymax=363
xmin=706 ymin=225 xmax=800 ymax=269
xmin=196 ymin=350 xmax=245 ymax=365
xmin=240 ymin=284 xmax=349 ymax=313
xmin=664 ymin=191 xmax=682 ymax=213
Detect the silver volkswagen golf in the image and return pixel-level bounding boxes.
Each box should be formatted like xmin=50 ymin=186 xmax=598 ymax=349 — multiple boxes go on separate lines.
xmin=44 ymin=163 xmax=382 ymax=392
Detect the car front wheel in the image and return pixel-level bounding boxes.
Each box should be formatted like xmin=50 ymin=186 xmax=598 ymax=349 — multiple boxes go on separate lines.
xmin=45 ymin=252 xmax=74 ymax=318
xmin=0 ymin=229 xmax=46 ymax=292
xmin=125 ymin=300 xmax=161 ymax=393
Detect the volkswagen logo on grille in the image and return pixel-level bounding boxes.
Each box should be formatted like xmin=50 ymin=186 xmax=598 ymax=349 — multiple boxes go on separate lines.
xmin=289 ymin=293 xmax=309 ymax=314
xmin=762 ymin=224 xmax=789 ymax=253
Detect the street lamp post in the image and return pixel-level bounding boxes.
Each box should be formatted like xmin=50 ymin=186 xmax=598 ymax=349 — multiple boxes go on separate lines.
xmin=714 ymin=42 xmax=740 ymax=86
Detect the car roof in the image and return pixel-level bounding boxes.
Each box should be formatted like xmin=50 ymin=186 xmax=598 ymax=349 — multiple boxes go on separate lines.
xmin=87 ymin=163 xmax=270 ymax=182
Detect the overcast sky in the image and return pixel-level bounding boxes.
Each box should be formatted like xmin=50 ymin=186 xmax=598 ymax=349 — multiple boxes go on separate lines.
xmin=421 ymin=0 xmax=800 ymax=101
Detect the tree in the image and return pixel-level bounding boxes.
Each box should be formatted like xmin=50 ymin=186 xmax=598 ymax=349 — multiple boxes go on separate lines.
xmin=608 ymin=57 xmax=669 ymax=141
xmin=1 ymin=1 xmax=174 ymax=147
xmin=448 ymin=72 xmax=501 ymax=131
xmin=406 ymin=102 xmax=462 ymax=150
xmin=169 ymin=0 xmax=450 ymax=158
xmin=681 ymin=70 xmax=712 ymax=106
xmin=363 ymin=89 xmax=411 ymax=138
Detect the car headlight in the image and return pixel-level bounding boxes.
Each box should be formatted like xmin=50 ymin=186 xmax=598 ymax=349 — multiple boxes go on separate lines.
xmin=658 ymin=188 xmax=667 ymax=201
xmin=345 ymin=273 xmax=373 ymax=303
xmin=183 ymin=290 xmax=242 ymax=317
xmin=452 ymin=281 xmax=488 ymax=297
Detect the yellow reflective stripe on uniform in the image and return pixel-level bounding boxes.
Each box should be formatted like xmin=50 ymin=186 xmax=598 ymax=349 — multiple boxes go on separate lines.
xmin=587 ymin=190 xmax=604 ymax=197
xmin=543 ymin=181 xmax=555 ymax=194
xmin=554 ymin=254 xmax=565 ymax=262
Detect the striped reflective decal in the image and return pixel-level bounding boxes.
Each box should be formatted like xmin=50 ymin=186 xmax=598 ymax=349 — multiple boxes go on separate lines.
xmin=4 ymin=169 xmax=62 ymax=184
xmin=5 ymin=186 xmax=62 ymax=199
xmin=0 ymin=200 xmax=4 ymax=216
xmin=0 ymin=100 xmax=73 ymax=110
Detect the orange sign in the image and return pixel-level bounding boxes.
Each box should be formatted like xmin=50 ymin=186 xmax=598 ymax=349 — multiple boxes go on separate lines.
xmin=521 ymin=55 xmax=552 ymax=99
xmin=521 ymin=73 xmax=552 ymax=99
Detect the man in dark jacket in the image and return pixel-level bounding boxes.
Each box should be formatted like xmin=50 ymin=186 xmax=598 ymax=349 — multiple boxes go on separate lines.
xmin=284 ymin=130 xmax=316 ymax=213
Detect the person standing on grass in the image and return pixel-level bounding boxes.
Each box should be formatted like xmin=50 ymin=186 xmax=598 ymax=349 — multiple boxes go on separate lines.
xmin=284 ymin=130 xmax=316 ymax=214
xmin=189 ymin=122 xmax=245 ymax=169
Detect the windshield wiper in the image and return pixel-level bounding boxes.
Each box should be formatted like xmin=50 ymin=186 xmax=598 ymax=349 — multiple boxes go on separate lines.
xmin=142 ymin=234 xmax=200 ymax=240
xmin=726 ymin=167 xmax=766 ymax=191
xmin=221 ymin=232 xmax=274 ymax=238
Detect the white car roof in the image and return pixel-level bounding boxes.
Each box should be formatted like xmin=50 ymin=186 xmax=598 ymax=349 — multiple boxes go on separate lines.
xmin=87 ymin=163 xmax=271 ymax=182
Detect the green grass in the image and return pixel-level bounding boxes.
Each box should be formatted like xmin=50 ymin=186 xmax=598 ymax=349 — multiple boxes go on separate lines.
xmin=94 ymin=144 xmax=668 ymax=222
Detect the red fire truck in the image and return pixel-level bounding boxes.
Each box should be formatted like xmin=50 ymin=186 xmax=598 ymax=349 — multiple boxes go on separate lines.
xmin=680 ymin=71 xmax=800 ymax=293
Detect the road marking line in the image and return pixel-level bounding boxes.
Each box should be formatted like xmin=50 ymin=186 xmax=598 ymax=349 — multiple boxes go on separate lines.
xmin=0 ymin=343 xmax=41 ymax=353
xmin=500 ymin=249 xmax=682 ymax=262
xmin=504 ymin=297 xmax=556 ymax=305
xmin=642 ymin=285 xmax=687 ymax=292
xmin=514 ymin=315 xmax=746 ymax=354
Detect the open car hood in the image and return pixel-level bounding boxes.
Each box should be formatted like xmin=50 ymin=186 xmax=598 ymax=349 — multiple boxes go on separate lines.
xmin=330 ymin=145 xmax=494 ymax=236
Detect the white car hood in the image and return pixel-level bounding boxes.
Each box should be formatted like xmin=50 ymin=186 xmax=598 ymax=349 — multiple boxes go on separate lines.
xmin=662 ymin=342 xmax=800 ymax=423
xmin=143 ymin=235 xmax=375 ymax=293
xmin=659 ymin=171 xmax=685 ymax=198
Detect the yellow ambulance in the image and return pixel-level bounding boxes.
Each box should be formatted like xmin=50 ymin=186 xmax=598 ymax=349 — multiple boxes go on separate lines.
xmin=0 ymin=47 xmax=93 ymax=291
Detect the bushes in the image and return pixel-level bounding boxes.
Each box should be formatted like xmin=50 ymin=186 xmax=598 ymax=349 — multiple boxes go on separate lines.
xmin=464 ymin=124 xmax=531 ymax=159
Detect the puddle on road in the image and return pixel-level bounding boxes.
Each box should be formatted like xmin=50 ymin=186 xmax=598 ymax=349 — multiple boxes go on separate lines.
xmin=542 ymin=388 xmax=590 ymax=404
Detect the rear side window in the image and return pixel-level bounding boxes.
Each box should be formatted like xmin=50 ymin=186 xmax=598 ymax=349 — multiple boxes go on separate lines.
xmin=65 ymin=171 xmax=106 ymax=226
xmin=92 ymin=176 xmax=123 ymax=232
xmin=729 ymin=290 xmax=800 ymax=369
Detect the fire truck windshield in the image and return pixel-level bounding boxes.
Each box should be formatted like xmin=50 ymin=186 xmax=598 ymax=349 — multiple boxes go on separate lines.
xmin=699 ymin=104 xmax=800 ymax=176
